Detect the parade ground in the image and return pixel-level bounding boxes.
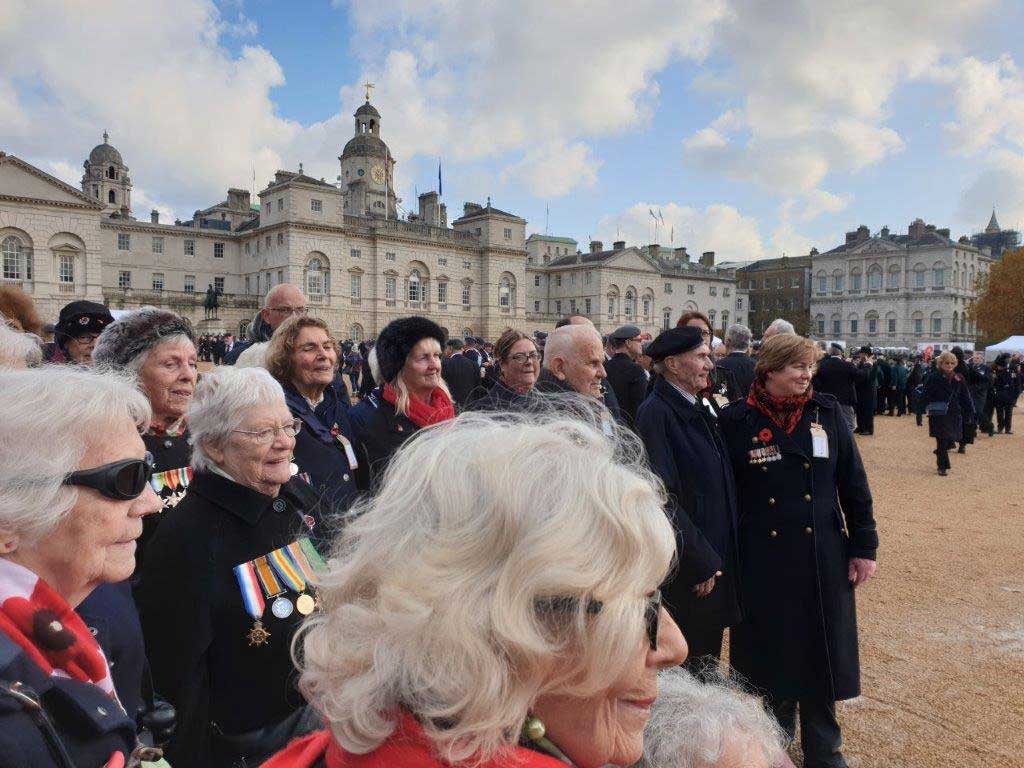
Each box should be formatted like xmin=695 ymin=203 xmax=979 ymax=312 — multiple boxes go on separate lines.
xmin=810 ymin=404 xmax=1024 ymax=767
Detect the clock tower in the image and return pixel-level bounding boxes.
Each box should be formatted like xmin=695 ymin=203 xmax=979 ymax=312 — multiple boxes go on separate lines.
xmin=338 ymin=91 xmax=398 ymax=219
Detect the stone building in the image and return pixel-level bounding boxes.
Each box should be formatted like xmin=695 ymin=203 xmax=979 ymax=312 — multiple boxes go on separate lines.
xmin=525 ymin=236 xmax=747 ymax=336
xmin=0 ymin=98 xmax=530 ymax=341
xmin=734 ymin=255 xmax=813 ymax=336
xmin=969 ymin=209 xmax=1019 ymax=261
xmin=809 ymin=220 xmax=991 ymax=351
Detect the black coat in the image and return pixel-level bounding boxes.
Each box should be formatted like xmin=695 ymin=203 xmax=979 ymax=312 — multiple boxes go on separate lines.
xmin=350 ymin=396 xmax=421 ymax=488
xmin=442 ymin=353 xmax=481 ymax=410
xmin=604 ymin=353 xmax=648 ymax=428
xmin=534 ymin=369 xmax=623 ymax=423
xmin=812 ymin=355 xmax=860 ymax=406
xmin=924 ymin=371 xmax=975 ymax=442
xmin=716 ymin=351 xmax=756 ymax=401
xmin=135 ymin=472 xmax=326 ymax=768
xmin=854 ymin=360 xmax=880 ymax=409
xmin=466 ymin=378 xmax=539 ymax=412
xmin=719 ymin=394 xmax=878 ymax=702
xmin=0 ymin=631 xmax=137 ymax=768
xmin=138 ymin=429 xmax=193 ymax=570
xmin=635 ymin=378 xmax=741 ymax=629
xmin=967 ymin=363 xmax=992 ymax=414
xmin=992 ymin=368 xmax=1021 ymax=405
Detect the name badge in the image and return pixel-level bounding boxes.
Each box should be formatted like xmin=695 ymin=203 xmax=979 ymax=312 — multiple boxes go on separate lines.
xmin=810 ymin=425 xmax=829 ymax=459
xmin=335 ymin=433 xmax=359 ymax=470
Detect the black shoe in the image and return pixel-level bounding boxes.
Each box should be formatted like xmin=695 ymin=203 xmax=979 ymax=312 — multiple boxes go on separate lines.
xmin=1008 ymin=431 xmax=1015 ymax=435
xmin=938 ymin=468 xmax=948 ymax=476
xmin=957 ymin=446 xmax=966 ymax=454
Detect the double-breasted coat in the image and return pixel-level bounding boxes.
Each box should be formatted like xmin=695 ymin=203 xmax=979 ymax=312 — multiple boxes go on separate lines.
xmin=719 ymin=393 xmax=878 ymax=702
xmin=923 ymin=371 xmax=975 ymax=442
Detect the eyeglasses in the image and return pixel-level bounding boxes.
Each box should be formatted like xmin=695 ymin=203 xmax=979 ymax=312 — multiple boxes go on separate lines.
xmin=268 ymin=306 xmax=308 ymax=316
xmin=71 ymin=333 xmax=101 ymax=344
xmin=535 ymin=589 xmax=663 ymax=650
xmin=232 ymin=418 xmax=302 ymax=444
xmin=63 ymin=452 xmax=155 ymax=500
xmin=508 ymin=352 xmax=541 ymax=364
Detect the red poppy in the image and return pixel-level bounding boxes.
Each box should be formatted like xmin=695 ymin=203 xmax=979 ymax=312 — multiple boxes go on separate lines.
xmin=758 ymin=427 xmax=773 ymax=444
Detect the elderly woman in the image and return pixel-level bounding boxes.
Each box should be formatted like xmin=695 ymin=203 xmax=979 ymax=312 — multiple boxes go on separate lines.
xmin=639 ymin=668 xmax=790 ymax=768
xmin=48 ymin=300 xmax=114 ymax=366
xmin=352 ymin=316 xmax=455 ymax=484
xmin=135 ymin=367 xmax=326 ymax=768
xmin=719 ymin=334 xmax=878 ymax=768
xmin=266 ymin=315 xmax=363 ymax=512
xmin=468 ymin=328 xmax=541 ymax=411
xmin=923 ymin=351 xmax=975 ymax=476
xmin=0 ymin=368 xmax=162 ymax=766
xmin=0 ymin=322 xmax=43 ymax=369
xmin=266 ymin=409 xmax=687 ymax=768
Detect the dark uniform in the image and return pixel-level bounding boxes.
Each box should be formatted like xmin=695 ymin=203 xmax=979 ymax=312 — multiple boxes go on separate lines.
xmin=135 ymin=473 xmax=326 ymax=768
xmin=992 ymin=363 xmax=1020 ymax=434
xmin=854 ymin=360 xmax=880 ymax=434
xmin=720 ymin=393 xmax=878 ymax=768
xmin=604 ymin=352 xmax=648 ymax=428
xmin=716 ymin=351 xmax=756 ymax=401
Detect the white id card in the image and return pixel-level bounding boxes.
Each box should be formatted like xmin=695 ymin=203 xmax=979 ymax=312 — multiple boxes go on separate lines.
xmin=336 ymin=433 xmax=360 ymax=470
xmin=810 ymin=425 xmax=829 ymax=459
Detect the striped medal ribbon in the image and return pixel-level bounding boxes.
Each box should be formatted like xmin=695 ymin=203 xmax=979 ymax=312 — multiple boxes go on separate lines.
xmin=255 ymin=555 xmax=294 ymax=620
xmin=150 ymin=466 xmax=193 ymax=493
xmin=284 ymin=540 xmax=320 ymax=615
xmin=268 ymin=547 xmax=311 ymax=614
xmin=232 ymin=561 xmax=270 ymax=647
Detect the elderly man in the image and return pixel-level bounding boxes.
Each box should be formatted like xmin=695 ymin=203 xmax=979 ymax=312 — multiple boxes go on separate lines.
xmin=635 ymin=326 xmax=740 ymax=673
xmin=716 ymin=323 xmax=756 ymax=401
xmin=546 ymin=316 xmax=623 ymax=419
xmin=762 ymin=318 xmax=795 ymax=340
xmin=536 ymin=324 xmax=607 ymax=400
xmin=604 ymin=324 xmax=647 ymax=427
xmin=226 ymin=283 xmax=308 ymax=366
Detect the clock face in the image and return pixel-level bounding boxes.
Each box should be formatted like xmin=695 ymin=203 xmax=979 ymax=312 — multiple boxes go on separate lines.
xmin=371 ymin=165 xmax=385 ymax=184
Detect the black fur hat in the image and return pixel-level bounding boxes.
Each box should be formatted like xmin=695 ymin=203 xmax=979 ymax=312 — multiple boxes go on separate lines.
xmin=93 ymin=308 xmax=195 ymax=370
xmin=375 ymin=316 xmax=446 ymax=383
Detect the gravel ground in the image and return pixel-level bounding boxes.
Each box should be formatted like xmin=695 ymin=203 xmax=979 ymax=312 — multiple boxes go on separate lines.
xmin=794 ymin=401 xmax=1024 ymax=767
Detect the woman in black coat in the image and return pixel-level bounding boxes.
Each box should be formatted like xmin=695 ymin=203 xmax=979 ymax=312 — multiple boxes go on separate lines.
xmin=467 ymin=329 xmax=542 ymax=413
xmin=924 ymin=351 xmax=975 ymax=476
xmin=719 ymin=334 xmax=878 ymax=768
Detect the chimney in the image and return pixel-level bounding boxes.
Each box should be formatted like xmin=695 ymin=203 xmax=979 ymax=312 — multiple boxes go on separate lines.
xmin=880 ymin=226 xmax=890 ymax=238
xmin=418 ymin=191 xmax=440 ymax=226
xmin=464 ymin=202 xmax=483 ymax=217
xmin=856 ymin=225 xmax=870 ymax=241
xmin=909 ymin=218 xmax=926 ymax=239
xmin=648 ymin=244 xmax=660 ymax=257
xmin=150 ymin=209 xmax=159 ymax=224
xmin=613 ymin=240 xmax=626 ymax=250
xmin=845 ymin=231 xmax=857 ymax=244
xmin=589 ymin=240 xmax=603 ymax=253
xmin=700 ymin=250 xmax=715 ymax=266
xmin=228 ymin=188 xmax=251 ymax=211
xmin=937 ymin=228 xmax=950 ymax=238
xmin=674 ymin=246 xmax=689 ymax=262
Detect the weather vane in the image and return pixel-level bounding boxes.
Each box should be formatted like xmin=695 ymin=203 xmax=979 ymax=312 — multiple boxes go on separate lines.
xmin=364 ymin=82 xmax=375 ymax=101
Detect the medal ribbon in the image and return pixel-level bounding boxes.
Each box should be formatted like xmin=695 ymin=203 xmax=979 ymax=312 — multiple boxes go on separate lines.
xmin=297 ymin=537 xmax=326 ymax=572
xmin=267 ymin=547 xmax=305 ymax=593
xmin=232 ymin=561 xmax=265 ymax=620
xmin=285 ymin=541 xmax=317 ymax=583
xmin=150 ymin=466 xmax=193 ymax=493
xmin=254 ymin=555 xmax=284 ymax=598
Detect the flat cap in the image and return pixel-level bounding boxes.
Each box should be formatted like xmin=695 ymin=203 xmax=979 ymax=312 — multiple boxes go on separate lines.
xmin=609 ymin=324 xmax=642 ymax=341
xmin=646 ymin=326 xmax=705 ymax=362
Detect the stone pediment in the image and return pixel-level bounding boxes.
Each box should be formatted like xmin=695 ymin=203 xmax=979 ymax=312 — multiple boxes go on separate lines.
xmin=604 ymin=247 xmax=660 ymax=274
xmin=0 ymin=154 xmax=102 ymax=208
xmin=847 ymin=237 xmax=902 ymax=255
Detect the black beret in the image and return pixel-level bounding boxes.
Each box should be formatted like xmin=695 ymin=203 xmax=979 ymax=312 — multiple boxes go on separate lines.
xmin=55 ymin=300 xmax=113 ymax=341
xmin=858 ymin=345 xmax=872 ymax=355
xmin=609 ymin=324 xmax=642 ymax=341
xmin=376 ymin=316 xmax=446 ymax=383
xmin=447 ymin=338 xmax=464 ymax=349
xmin=647 ymin=326 xmax=704 ymax=362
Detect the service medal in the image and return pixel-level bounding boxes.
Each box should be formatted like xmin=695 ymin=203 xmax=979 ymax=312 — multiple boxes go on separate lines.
xmin=296 ymin=593 xmax=316 ymax=615
xmin=271 ymin=596 xmax=294 ymax=619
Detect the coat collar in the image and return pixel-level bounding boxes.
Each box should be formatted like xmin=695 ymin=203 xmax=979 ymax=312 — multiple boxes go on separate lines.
xmin=188 ymin=470 xmax=277 ymax=527
xmin=652 ymin=376 xmax=700 ymax=422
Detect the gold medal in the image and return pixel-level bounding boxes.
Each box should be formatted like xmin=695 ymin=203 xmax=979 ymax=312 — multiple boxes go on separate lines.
xmin=296 ymin=593 xmax=316 ymax=615
xmin=247 ymin=619 xmax=270 ymax=647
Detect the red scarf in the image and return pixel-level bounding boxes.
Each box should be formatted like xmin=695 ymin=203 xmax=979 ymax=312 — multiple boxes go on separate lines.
xmin=747 ymin=378 xmax=813 ymax=435
xmin=382 ymin=383 xmax=455 ymax=428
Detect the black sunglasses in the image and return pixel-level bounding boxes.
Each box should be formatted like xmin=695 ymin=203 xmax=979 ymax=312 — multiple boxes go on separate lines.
xmin=535 ymin=589 xmax=662 ymax=650
xmin=63 ymin=452 xmax=155 ymax=500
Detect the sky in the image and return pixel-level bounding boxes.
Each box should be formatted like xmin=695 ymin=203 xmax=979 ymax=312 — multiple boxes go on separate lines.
xmin=3 ymin=0 xmax=1024 ymax=262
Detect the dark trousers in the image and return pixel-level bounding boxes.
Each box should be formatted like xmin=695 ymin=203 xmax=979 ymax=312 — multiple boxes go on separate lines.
xmin=890 ymin=389 xmax=906 ymax=416
xmin=875 ymin=389 xmax=889 ymax=415
xmin=996 ymin=403 xmax=1014 ymax=432
xmin=934 ymin=438 xmax=953 ymax=470
xmin=679 ymin=620 xmax=725 ymax=680
xmin=768 ymin=697 xmax=846 ymax=768
xmin=855 ymin=402 xmax=874 ymax=434
xmin=982 ymin=399 xmax=996 ymax=434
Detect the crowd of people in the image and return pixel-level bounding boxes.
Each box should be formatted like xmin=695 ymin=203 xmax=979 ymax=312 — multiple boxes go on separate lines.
xmin=0 ymin=278 xmax=1019 ymax=768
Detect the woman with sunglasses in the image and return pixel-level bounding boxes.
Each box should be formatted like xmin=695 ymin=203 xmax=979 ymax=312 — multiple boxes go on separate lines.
xmin=467 ymin=328 xmax=542 ymax=412
xmin=0 ymin=368 xmax=162 ymax=767
xmin=135 ymin=367 xmax=327 ymax=768
xmin=265 ymin=409 xmax=687 ymax=768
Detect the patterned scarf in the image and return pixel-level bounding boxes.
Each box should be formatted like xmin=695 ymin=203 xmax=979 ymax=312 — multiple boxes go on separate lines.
xmin=147 ymin=417 xmax=186 ymax=438
xmin=0 ymin=558 xmax=119 ymax=702
xmin=747 ymin=378 xmax=813 ymax=435
xmin=382 ymin=383 xmax=455 ymax=428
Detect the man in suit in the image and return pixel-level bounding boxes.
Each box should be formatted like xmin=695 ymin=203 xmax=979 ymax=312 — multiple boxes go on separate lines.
xmin=716 ymin=323 xmax=756 ymax=401
xmin=442 ymin=338 xmax=482 ymax=410
xmin=604 ymin=324 xmax=648 ymax=429
xmin=854 ymin=346 xmax=880 ymax=435
xmin=812 ymin=342 xmax=860 ymax=432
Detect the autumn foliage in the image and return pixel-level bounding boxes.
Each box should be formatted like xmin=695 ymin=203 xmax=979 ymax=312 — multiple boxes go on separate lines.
xmin=970 ymin=247 xmax=1024 ymax=343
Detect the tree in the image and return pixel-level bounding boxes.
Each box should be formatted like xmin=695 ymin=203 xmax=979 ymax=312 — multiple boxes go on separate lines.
xmin=970 ymin=247 xmax=1024 ymax=344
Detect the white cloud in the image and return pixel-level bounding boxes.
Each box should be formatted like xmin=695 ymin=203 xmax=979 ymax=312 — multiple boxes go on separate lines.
xmin=499 ymin=141 xmax=601 ymax=198
xmin=937 ymin=54 xmax=1024 ymax=156
xmin=958 ymin=149 xmax=1024 ymax=232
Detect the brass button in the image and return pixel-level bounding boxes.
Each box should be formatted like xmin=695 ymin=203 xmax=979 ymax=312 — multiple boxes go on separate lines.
xmin=804 ymin=462 xmax=811 ymax=470
xmin=768 ymin=497 xmax=776 ymax=506
xmin=804 ymin=526 xmax=813 ymax=535
xmin=769 ymin=529 xmax=778 ymax=538
xmin=804 ymin=493 xmax=812 ymax=502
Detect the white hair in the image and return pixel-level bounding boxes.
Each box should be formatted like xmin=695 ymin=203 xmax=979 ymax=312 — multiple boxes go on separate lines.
xmin=724 ymin=324 xmax=752 ymax=351
xmin=0 ymin=367 xmax=151 ymax=542
xmin=123 ymin=333 xmax=195 ymax=377
xmin=296 ymin=407 xmax=675 ymax=764
xmin=639 ymin=668 xmax=787 ymax=768
xmin=764 ymin=318 xmax=795 ymax=337
xmin=187 ymin=366 xmax=286 ymax=472
xmin=542 ymin=324 xmax=601 ymax=371
xmin=0 ymin=325 xmax=43 ymax=369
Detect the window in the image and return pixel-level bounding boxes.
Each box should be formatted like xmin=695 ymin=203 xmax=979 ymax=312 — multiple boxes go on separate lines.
xmin=438 ymin=282 xmax=448 ymax=305
xmin=722 ymin=310 xmax=729 ymax=327
xmin=277 ymin=233 xmax=284 ymax=246
xmin=184 ymin=239 xmax=195 ymax=257
xmin=585 ymin=271 xmax=593 ymax=285
xmin=463 ymin=260 xmax=471 ymax=270
xmin=556 ymin=275 xmax=562 ymax=287
xmin=408 ymin=269 xmax=423 ymax=303
xmin=499 ymin=276 xmax=513 ymax=308
xmin=868 ymin=267 xmax=882 ymax=291
xmin=109 ymin=190 xmax=116 ymax=204
xmin=735 ymin=297 xmax=743 ymax=311
xmin=265 ymin=236 xmax=271 ymax=249
xmin=887 ymin=317 xmax=896 ymax=334
xmin=534 ymin=274 xmax=541 ymax=287
xmin=385 ymin=251 xmax=396 ymax=261
xmin=117 ymin=233 xmax=130 ymax=251
xmin=687 ymin=284 xmax=695 ymax=295
xmin=888 ymin=268 xmax=900 ymax=290
xmin=350 ymin=273 xmax=361 ymax=299
xmin=643 ymin=297 xmax=652 ymax=320
xmin=570 ymin=299 xmax=577 ymax=313
xmin=585 ymin=298 xmax=592 ymax=315
xmin=555 ymin=300 xmax=562 ymax=315
xmin=214 ymin=276 xmax=224 ymax=293
xmin=663 ymin=308 xmax=672 ymax=330
xmin=307 ymin=258 xmax=326 ymax=296
xmin=867 ymin=316 xmax=877 ymax=334
xmin=933 ymin=266 xmax=945 ymax=287
xmin=664 ymin=283 xmax=673 ymax=294
xmin=58 ymin=254 xmax=74 ymax=284
xmin=607 ymin=296 xmax=616 ymax=320
xmin=832 ymin=317 xmax=841 ymax=335
xmin=504 ymin=228 xmax=512 ymax=239
xmin=709 ymin=286 xmax=718 ymax=297
xmin=152 ymin=273 xmax=164 ymax=292
xmin=277 ymin=198 xmax=283 ymax=212
xmin=92 ymin=185 xmax=98 ymax=198
xmin=817 ymin=317 xmax=825 ymax=335
xmin=2 ymin=236 xmax=29 ymax=280
xmin=385 ymin=276 xmax=397 ymax=301
xmin=709 ymin=309 xmax=717 ymax=326
xmin=534 ymin=301 xmax=541 ymax=312
xmin=475 ymin=228 xmax=482 ymax=236
xmin=914 ymin=266 xmax=925 ymax=288
xmin=817 ymin=273 xmax=827 ymax=293
xmin=570 ymin=273 xmax=576 ymax=285
xmin=462 ymin=283 xmax=471 ymax=306
xmin=311 ymin=199 xmax=322 ymax=212
xmin=118 ymin=270 xmax=131 ymax=289
xmin=914 ymin=317 xmax=923 ymax=335
xmin=184 ymin=275 xmax=195 ymax=294
xmin=245 ymin=242 xmax=251 ymax=255
xmin=351 ymin=249 xmax=361 ymax=259
xmin=932 ymin=314 xmax=942 ymax=334
xmin=851 ymin=271 xmax=862 ymax=291
xmin=790 ymin=276 xmax=800 ymax=288
xmin=625 ymin=290 xmax=636 ymax=318
xmin=152 ymin=237 xmax=164 ymax=254
xmin=724 ymin=287 xmax=731 ymax=296
xmin=438 ymin=256 xmax=448 ymax=266
xmin=214 ymin=242 xmax=224 ymax=258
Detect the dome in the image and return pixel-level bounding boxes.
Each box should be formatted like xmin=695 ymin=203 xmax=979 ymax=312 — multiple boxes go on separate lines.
xmin=341 ymin=133 xmax=389 ymax=160
xmin=355 ymin=100 xmax=380 ymax=118
xmin=88 ymin=132 xmax=123 ymax=167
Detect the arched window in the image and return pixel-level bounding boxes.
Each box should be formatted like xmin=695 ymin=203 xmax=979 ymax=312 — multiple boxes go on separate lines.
xmin=888 ymin=265 xmax=900 ymax=290
xmin=708 ymin=309 xmax=717 ymax=328
xmin=914 ymin=263 xmax=926 ymax=288
xmin=912 ymin=311 xmax=924 ymax=336
xmin=2 ymin=236 xmax=31 ymax=281
xmin=850 ymin=267 xmax=862 ymax=292
xmin=107 ymin=166 xmax=117 ymax=180
xmin=349 ymin=323 xmax=364 ymax=343
xmin=815 ymin=314 xmax=825 ymax=335
xmin=849 ymin=313 xmax=859 ymax=335
xmin=866 ymin=311 xmax=879 ymax=335
xmin=499 ymin=275 xmax=515 ymax=309
xmin=606 ymin=289 xmax=619 ymax=320
xmin=930 ymin=311 xmax=942 ymax=334
xmin=408 ymin=268 xmax=422 ymax=303
xmin=108 ymin=190 xmax=116 ymax=204
xmin=832 ymin=269 xmax=844 ymax=292
xmin=816 ymin=270 xmax=827 ymax=294
xmin=306 ymin=257 xmax=326 ymax=297
xmin=662 ymin=307 xmax=672 ymax=330
xmin=885 ymin=311 xmax=897 ymax=335
xmin=932 ymin=263 xmax=945 ymax=288
xmin=721 ymin=310 xmax=729 ymax=328
xmin=831 ymin=313 xmax=841 ymax=336
xmin=642 ymin=294 xmax=653 ymax=321
xmin=867 ymin=265 xmax=882 ymax=291
xmin=624 ymin=289 xmax=636 ymax=319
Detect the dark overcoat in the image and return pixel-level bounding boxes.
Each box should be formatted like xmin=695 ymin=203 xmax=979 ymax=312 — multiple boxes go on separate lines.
xmin=812 ymin=355 xmax=859 ymax=406
xmin=350 ymin=396 xmax=421 ymax=488
xmin=605 ymin=352 xmax=649 ymax=428
xmin=466 ymin=379 xmax=539 ymax=412
xmin=441 ymin=353 xmax=481 ymax=409
xmin=138 ymin=429 xmax=193 ymax=569
xmin=716 ymin=351 xmax=756 ymax=401
xmin=924 ymin=371 xmax=975 ymax=442
xmin=635 ymin=378 xmax=741 ymax=630
xmin=719 ymin=393 xmax=878 ymax=702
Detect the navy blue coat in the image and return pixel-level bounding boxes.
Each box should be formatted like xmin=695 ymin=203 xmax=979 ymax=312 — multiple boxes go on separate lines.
xmin=635 ymin=378 xmax=741 ymax=629
xmin=924 ymin=371 xmax=975 ymax=442
xmin=720 ymin=394 xmax=878 ymax=702
xmin=605 ymin=353 xmax=648 ymax=428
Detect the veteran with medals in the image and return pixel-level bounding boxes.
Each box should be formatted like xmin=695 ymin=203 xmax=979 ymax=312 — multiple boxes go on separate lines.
xmin=719 ymin=334 xmax=878 ymax=768
xmin=135 ymin=367 xmax=325 ymax=768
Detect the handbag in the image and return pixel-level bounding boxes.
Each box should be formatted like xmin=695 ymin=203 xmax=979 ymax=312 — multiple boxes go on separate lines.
xmin=926 ymin=387 xmax=954 ymax=416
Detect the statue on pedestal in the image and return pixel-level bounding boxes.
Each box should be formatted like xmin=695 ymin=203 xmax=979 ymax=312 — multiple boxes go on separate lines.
xmin=204 ymin=284 xmax=219 ymax=320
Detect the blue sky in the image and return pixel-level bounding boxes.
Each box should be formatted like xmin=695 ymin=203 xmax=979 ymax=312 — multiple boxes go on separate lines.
xmin=4 ymin=0 xmax=1024 ymax=261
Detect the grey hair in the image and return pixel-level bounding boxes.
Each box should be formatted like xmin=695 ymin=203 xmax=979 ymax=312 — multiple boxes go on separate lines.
xmin=0 ymin=368 xmax=151 ymax=543
xmin=765 ymin=318 xmax=795 ymax=336
xmin=123 ymin=333 xmax=195 ymax=377
xmin=542 ymin=324 xmax=601 ymax=371
xmin=295 ymin=405 xmax=675 ymax=764
xmin=0 ymin=325 xmax=43 ymax=368
xmin=638 ymin=668 xmax=787 ymax=768
xmin=187 ymin=366 xmax=286 ymax=472
xmin=724 ymin=324 xmax=752 ymax=351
